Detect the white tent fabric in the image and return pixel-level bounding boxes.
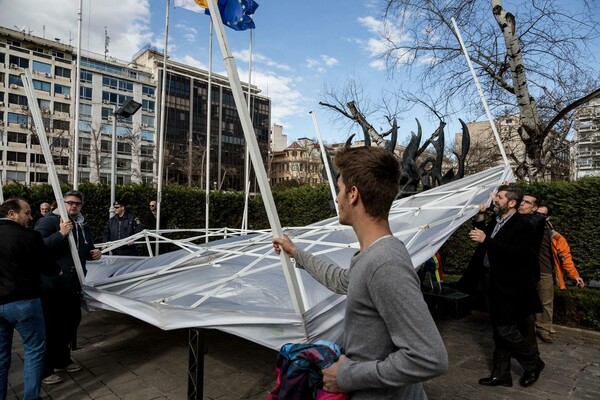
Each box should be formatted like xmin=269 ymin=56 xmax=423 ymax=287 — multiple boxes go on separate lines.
xmin=84 ymin=165 xmax=512 ymax=350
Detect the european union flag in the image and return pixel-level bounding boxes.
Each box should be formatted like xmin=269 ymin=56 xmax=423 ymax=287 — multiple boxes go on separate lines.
xmin=206 ymin=0 xmax=259 ymax=31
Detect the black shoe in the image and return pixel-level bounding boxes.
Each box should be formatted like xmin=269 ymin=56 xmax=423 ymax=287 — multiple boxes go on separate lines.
xmin=479 ymin=374 xmax=513 ymax=387
xmin=520 ymin=361 xmax=545 ymax=387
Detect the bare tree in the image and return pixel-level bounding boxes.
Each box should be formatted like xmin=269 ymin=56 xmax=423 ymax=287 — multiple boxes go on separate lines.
xmin=379 ymin=0 xmax=600 ymax=180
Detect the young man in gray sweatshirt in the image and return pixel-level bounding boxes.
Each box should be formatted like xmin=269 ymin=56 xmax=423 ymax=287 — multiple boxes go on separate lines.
xmin=273 ymin=146 xmax=448 ymax=399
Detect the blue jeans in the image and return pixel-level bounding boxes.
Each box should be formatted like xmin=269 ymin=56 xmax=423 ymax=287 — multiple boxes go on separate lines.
xmin=0 ymin=298 xmax=46 ymax=400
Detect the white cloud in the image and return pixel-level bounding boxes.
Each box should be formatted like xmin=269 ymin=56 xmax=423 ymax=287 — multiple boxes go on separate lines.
xmin=356 ymin=15 xmax=414 ymax=69
xmin=175 ymin=23 xmax=198 ymax=43
xmin=306 ymin=55 xmax=338 ymax=74
xmin=232 ymin=49 xmax=293 ymax=72
xmin=0 ymin=0 xmax=153 ymax=61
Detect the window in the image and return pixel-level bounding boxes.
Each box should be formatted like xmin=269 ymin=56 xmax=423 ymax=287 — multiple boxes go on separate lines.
xmin=33 ymin=79 xmax=51 ymax=93
xmin=78 ymin=120 xmax=92 ymax=133
xmin=54 ymin=84 xmax=71 ymax=96
xmin=79 ymin=138 xmax=91 ymax=151
xmin=78 ymin=154 xmax=89 ymax=167
xmin=7 ymin=171 xmax=27 ymax=182
xmin=117 ymin=142 xmax=132 ymax=155
xmin=141 ymin=114 xmax=154 ymax=127
xmin=7 ymin=112 xmax=28 ymax=126
xmin=80 ymin=69 xmax=93 ymax=83
xmin=141 ymin=129 xmax=154 ymax=142
xmin=55 ymin=66 xmax=71 ymax=78
xmin=142 ymin=99 xmax=155 ymax=112
xmin=101 ymin=91 xmax=132 ymax=106
xmin=102 ymin=76 xmax=133 ymax=92
xmin=38 ymin=99 xmax=51 ymax=112
xmin=7 ymin=132 xmax=28 ymax=144
xmin=51 ymin=137 xmax=69 ymax=148
xmin=141 ymin=160 xmax=153 ymax=172
xmin=117 ymin=159 xmax=131 ymax=171
xmin=51 ymin=50 xmax=65 ymax=59
xmin=9 ymin=74 xmax=23 ymax=87
xmin=101 ymin=107 xmax=112 ymax=120
xmin=8 ymin=94 xmax=28 ymax=106
xmin=54 ymin=102 xmax=70 ymax=113
xmin=9 ymin=55 xmax=29 ymax=68
xmin=32 ymin=61 xmax=52 ymax=74
xmin=141 ymin=145 xmax=153 ymax=156
xmin=79 ymin=103 xmax=92 ymax=117
xmin=101 ymin=140 xmax=111 ymax=152
xmin=53 ymin=120 xmax=70 ymax=132
xmin=142 ymin=85 xmax=155 ymax=97
xmin=53 ymin=155 xmax=69 ymax=166
xmin=7 ymin=151 xmax=27 ymax=162
xmin=79 ymin=87 xmax=92 ymax=101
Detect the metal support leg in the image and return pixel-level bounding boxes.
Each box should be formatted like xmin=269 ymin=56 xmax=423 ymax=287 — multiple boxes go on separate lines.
xmin=188 ymin=328 xmax=205 ymax=400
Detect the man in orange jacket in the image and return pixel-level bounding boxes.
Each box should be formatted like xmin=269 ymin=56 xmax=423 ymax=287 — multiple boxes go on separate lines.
xmin=535 ymin=206 xmax=585 ymax=343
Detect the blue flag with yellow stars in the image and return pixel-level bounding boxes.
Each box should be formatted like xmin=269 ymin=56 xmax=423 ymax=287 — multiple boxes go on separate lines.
xmin=206 ymin=0 xmax=259 ymax=31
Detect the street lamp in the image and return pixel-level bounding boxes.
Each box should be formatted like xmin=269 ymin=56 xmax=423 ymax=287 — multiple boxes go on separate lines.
xmin=110 ymin=99 xmax=142 ymax=218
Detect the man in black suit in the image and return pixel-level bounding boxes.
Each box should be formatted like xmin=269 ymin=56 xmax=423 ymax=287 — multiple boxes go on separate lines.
xmin=468 ymin=185 xmax=544 ymax=388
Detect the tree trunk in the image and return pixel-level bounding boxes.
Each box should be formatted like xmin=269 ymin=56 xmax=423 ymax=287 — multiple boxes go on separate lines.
xmin=492 ymin=0 xmax=543 ymax=179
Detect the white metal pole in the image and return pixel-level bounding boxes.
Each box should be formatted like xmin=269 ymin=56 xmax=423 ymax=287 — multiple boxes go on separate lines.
xmin=206 ymin=0 xmax=307 ymax=314
xmin=110 ymin=106 xmax=117 ymax=219
xmin=205 ymin=19 xmax=213 ymax=243
xmin=155 ymin=0 xmax=171 ymax=255
xmin=241 ymin=28 xmax=253 ymax=233
xmin=20 ymin=70 xmax=86 ymax=286
xmin=309 ymin=110 xmax=338 ymax=216
xmin=73 ymin=0 xmax=83 ymax=189
xmin=451 ymin=17 xmax=510 ymax=166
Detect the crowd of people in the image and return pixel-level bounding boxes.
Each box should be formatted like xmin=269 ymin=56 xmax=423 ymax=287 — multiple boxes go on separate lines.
xmin=0 ymin=194 xmax=163 ymax=399
xmin=0 ymin=152 xmax=588 ymax=399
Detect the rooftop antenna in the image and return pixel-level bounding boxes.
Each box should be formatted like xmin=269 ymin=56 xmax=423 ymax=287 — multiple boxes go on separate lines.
xmin=104 ymin=26 xmax=110 ymax=60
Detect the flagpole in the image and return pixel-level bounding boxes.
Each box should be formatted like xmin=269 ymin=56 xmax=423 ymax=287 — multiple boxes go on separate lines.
xmin=155 ymin=0 xmax=171 ymax=255
xmin=241 ymin=28 xmax=253 ymax=233
xmin=205 ymin=0 xmax=307 ymax=314
xmin=73 ymin=0 xmax=83 ymax=188
xmin=205 ymin=18 xmax=213 ymax=243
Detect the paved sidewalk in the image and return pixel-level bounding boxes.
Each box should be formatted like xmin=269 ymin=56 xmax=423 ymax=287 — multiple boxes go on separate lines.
xmin=6 ymin=310 xmax=600 ymax=399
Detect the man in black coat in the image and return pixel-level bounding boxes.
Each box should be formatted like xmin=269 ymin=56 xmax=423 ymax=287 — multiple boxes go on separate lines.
xmin=0 ymin=198 xmax=60 ymax=399
xmin=34 ymin=190 xmax=101 ymax=385
xmin=103 ymin=200 xmax=143 ymax=256
xmin=467 ymin=185 xmax=544 ymax=388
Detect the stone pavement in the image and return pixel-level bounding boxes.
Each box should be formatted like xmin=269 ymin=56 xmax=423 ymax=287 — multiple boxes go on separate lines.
xmin=6 ymin=310 xmax=600 ymax=399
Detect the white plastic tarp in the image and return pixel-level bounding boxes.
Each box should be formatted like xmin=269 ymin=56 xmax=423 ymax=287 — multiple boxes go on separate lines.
xmin=84 ymin=165 xmax=512 ymax=350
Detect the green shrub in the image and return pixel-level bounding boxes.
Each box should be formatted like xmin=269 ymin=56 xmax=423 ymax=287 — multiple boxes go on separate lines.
xmin=553 ymin=287 xmax=600 ymax=331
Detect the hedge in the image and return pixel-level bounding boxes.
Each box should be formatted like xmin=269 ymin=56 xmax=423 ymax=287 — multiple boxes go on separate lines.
xmin=3 ymin=176 xmax=599 ymax=282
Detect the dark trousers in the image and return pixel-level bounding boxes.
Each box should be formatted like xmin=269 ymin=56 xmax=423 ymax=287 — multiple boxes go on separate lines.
xmin=492 ymin=314 xmax=541 ymax=376
xmin=41 ymin=291 xmax=82 ymax=377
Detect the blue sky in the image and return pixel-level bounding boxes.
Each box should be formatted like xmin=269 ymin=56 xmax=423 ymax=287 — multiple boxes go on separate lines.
xmin=2 ymin=0 xmax=449 ymax=146
xmin=9 ymin=1 xmax=594 ymax=148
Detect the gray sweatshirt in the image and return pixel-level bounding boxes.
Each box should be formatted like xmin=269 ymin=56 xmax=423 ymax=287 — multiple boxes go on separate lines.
xmin=293 ymin=235 xmax=448 ymax=399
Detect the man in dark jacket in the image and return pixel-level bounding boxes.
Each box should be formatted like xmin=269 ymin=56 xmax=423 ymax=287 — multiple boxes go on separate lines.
xmin=1 ymin=198 xmax=60 ymax=399
xmin=467 ymin=185 xmax=544 ymax=388
xmin=103 ymin=200 xmax=143 ymax=256
xmin=34 ymin=190 xmax=101 ymax=385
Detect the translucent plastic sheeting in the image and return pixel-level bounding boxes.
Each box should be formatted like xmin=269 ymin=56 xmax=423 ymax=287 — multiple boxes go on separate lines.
xmin=84 ymin=165 xmax=512 ymax=350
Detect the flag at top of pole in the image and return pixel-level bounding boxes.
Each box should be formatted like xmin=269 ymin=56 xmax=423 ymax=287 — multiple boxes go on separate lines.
xmin=175 ymin=0 xmax=259 ymax=31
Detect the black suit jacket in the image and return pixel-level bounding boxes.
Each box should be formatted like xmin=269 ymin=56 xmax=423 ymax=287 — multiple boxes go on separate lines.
xmin=460 ymin=212 xmax=541 ymax=325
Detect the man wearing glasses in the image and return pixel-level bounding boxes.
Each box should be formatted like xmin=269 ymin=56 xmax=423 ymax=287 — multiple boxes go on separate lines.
xmin=518 ymin=194 xmax=546 ymax=284
xmin=34 ymin=190 xmax=101 ymax=385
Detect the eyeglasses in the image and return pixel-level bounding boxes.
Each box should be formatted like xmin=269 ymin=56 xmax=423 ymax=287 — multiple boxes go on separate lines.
xmin=114 ymin=205 xmax=122 ymax=209
xmin=65 ymin=201 xmax=82 ymax=207
xmin=521 ymin=199 xmax=534 ymax=205
xmin=149 ymin=205 xmax=156 ymax=208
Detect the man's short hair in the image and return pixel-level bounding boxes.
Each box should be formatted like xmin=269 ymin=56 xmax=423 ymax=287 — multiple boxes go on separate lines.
xmin=523 ymin=193 xmax=540 ymax=206
xmin=497 ymin=184 xmax=523 ymax=208
xmin=64 ymin=190 xmax=84 ymax=203
xmin=334 ymin=146 xmax=400 ymax=219
xmin=0 ymin=197 xmax=26 ymax=217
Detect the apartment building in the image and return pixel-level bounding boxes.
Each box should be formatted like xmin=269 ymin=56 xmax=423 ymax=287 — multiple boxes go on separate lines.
xmin=1 ymin=26 xmax=271 ymax=190
xmin=573 ymin=98 xmax=600 ymax=179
